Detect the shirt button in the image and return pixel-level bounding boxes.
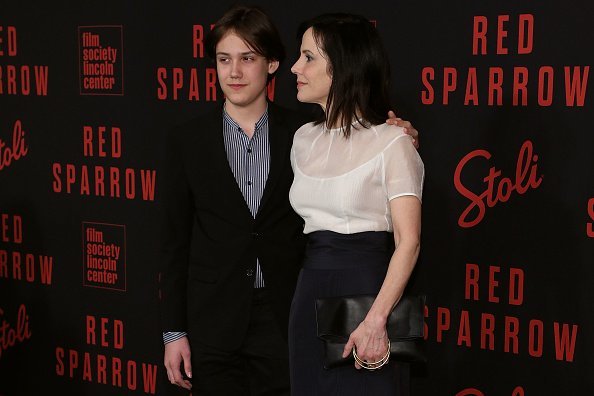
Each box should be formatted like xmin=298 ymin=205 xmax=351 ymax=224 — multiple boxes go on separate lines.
xmin=247 ymin=181 xmax=252 ymax=186
xmin=246 ymin=269 xmax=254 ymax=277
xmin=247 ymin=148 xmax=252 ymax=153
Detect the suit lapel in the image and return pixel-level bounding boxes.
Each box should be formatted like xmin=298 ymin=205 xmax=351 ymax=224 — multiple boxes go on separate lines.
xmin=257 ymin=104 xmax=292 ymax=217
xmin=203 ymin=110 xmax=253 ymax=221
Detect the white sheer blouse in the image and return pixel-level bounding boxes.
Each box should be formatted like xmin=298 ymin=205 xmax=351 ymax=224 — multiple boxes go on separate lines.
xmin=289 ymin=121 xmax=424 ymax=234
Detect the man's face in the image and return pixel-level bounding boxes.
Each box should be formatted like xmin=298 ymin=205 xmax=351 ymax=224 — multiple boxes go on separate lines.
xmin=215 ymin=31 xmax=279 ymax=109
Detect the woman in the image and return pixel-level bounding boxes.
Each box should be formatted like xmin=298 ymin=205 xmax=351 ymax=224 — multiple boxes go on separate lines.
xmin=288 ymin=13 xmax=424 ymax=395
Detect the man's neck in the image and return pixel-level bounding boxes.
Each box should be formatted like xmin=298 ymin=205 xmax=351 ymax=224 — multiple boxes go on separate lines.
xmin=225 ymin=97 xmax=268 ymax=137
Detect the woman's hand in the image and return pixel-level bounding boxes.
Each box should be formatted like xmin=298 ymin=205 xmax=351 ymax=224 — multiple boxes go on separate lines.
xmin=342 ymin=318 xmax=389 ymax=369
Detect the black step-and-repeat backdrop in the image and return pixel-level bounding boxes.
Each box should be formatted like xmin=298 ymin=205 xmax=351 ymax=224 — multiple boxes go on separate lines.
xmin=1 ymin=1 xmax=592 ymax=395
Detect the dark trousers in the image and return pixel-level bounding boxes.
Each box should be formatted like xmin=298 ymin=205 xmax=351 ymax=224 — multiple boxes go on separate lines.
xmin=289 ymin=231 xmax=409 ymax=396
xmin=190 ymin=288 xmax=290 ymax=396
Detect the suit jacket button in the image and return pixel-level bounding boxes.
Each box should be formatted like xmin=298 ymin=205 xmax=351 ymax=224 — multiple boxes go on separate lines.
xmin=246 ymin=269 xmax=254 ymax=277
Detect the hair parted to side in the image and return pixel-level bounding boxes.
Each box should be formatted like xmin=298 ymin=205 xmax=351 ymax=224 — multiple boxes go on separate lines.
xmin=206 ymin=5 xmax=285 ymax=81
xmin=297 ymin=13 xmax=392 ymax=137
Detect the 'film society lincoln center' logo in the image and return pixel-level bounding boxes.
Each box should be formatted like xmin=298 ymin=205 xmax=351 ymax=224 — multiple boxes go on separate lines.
xmin=78 ymin=26 xmax=123 ymax=95
xmin=82 ymin=222 xmax=126 ymax=291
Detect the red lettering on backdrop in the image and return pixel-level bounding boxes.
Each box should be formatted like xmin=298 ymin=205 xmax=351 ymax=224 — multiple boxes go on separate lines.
xmin=496 ymin=15 xmax=509 ymax=55
xmin=464 ymin=68 xmax=478 ymax=105
xmin=553 ymin=323 xmax=578 ymax=362
xmin=456 ymin=386 xmax=525 ymax=396
xmin=464 ymin=263 xmax=525 ymax=305
xmin=488 ymin=67 xmax=503 ymax=105
xmin=425 ymin=261 xmax=578 ymax=362
xmin=518 ymin=15 xmax=534 ymax=54
xmin=426 ymin=304 xmax=578 ymax=361
xmin=192 ymin=25 xmax=204 ymax=58
xmin=454 ymin=140 xmax=543 ymax=228
xmin=509 ymin=268 xmax=524 ymax=305
xmin=83 ymin=126 xmax=121 ymax=158
xmin=443 ymin=67 xmax=456 ymax=105
xmin=156 ymin=66 xmax=218 ymax=102
xmin=481 ymin=313 xmax=495 ymax=350
xmin=565 ymin=66 xmax=590 ymax=106
xmin=420 ymin=67 xmax=434 ymax=104
xmin=0 ymin=65 xmax=49 ymax=96
xmin=488 ymin=266 xmax=500 ymax=303
xmin=436 ymin=307 xmax=450 ymax=342
xmin=1 ymin=214 xmax=22 ymax=243
xmin=513 ymin=67 xmax=528 ymax=106
xmin=56 ymin=316 xmax=158 ymax=393
xmin=0 ymin=120 xmax=28 ymax=171
xmin=456 ymin=389 xmax=484 ymax=396
xmin=472 ymin=14 xmax=534 ymax=55
xmin=504 ymin=316 xmax=520 ymax=354
xmin=528 ymin=319 xmax=544 ymax=357
xmin=421 ymin=65 xmax=589 ymax=106
xmin=465 ymin=263 xmax=479 ymax=300
xmin=267 ymin=77 xmax=276 ymax=101
xmin=587 ymin=198 xmax=594 ymax=237
xmin=0 ymin=304 xmax=32 ymax=360
xmin=472 ymin=16 xmax=487 ymax=55
xmin=458 ymin=310 xmax=471 ymax=347
xmin=86 ymin=315 xmax=124 ymax=350
xmin=52 ymin=125 xmax=157 ymax=201
xmin=0 ymin=26 xmax=18 ymax=56
xmin=423 ymin=14 xmax=589 ymax=106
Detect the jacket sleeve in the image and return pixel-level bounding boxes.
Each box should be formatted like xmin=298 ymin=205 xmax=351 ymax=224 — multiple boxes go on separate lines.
xmin=158 ymin=126 xmax=193 ymax=332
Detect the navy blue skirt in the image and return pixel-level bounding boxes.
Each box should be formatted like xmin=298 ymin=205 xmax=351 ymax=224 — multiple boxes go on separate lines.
xmin=288 ymin=231 xmax=409 ymax=396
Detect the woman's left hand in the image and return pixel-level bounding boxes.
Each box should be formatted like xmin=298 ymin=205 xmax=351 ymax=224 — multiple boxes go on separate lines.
xmin=342 ymin=319 xmax=389 ymax=369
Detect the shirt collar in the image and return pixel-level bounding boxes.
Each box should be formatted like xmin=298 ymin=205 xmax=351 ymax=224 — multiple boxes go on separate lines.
xmin=223 ymin=103 xmax=269 ymax=134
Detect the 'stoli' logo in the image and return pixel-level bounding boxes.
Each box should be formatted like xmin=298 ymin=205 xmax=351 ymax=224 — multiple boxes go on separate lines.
xmin=0 ymin=304 xmax=32 ymax=360
xmin=0 ymin=120 xmax=28 ymax=172
xmin=454 ymin=140 xmax=543 ymax=228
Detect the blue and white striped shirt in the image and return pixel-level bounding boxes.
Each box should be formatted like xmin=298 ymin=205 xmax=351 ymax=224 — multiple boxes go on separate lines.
xmin=163 ymin=107 xmax=271 ymax=344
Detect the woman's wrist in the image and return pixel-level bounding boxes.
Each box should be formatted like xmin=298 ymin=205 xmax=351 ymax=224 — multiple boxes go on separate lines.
xmin=363 ymin=313 xmax=387 ymax=330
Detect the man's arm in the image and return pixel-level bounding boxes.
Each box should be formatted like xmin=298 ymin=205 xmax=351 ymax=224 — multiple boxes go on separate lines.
xmin=159 ymin=126 xmax=194 ymax=390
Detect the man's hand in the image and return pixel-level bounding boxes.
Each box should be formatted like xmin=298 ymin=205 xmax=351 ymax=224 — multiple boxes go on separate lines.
xmin=164 ymin=336 xmax=192 ymax=390
xmin=386 ymin=110 xmax=419 ymax=149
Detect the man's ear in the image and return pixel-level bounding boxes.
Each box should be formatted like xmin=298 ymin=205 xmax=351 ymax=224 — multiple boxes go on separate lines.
xmin=268 ymin=60 xmax=280 ymax=75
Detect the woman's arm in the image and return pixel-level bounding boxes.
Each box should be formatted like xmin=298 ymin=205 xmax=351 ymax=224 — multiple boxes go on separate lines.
xmin=342 ymin=195 xmax=421 ymax=368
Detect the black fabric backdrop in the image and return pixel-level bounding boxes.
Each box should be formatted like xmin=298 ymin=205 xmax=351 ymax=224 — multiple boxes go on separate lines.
xmin=1 ymin=1 xmax=592 ymax=395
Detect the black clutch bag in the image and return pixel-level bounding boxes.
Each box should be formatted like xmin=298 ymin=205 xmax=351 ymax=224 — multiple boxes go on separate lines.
xmin=315 ymin=294 xmax=426 ymax=369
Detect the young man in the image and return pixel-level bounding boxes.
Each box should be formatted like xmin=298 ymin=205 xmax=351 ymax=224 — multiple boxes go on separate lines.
xmin=159 ymin=5 xmax=418 ymax=395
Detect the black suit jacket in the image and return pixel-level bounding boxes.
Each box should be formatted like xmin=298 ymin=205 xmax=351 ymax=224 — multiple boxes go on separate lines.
xmin=159 ymin=103 xmax=308 ymax=350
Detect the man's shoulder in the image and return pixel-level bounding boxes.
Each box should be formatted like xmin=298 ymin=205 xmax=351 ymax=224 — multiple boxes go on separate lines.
xmin=268 ymin=102 xmax=310 ymax=132
xmin=175 ymin=107 xmax=222 ymax=133
xmin=165 ymin=107 xmax=223 ymax=148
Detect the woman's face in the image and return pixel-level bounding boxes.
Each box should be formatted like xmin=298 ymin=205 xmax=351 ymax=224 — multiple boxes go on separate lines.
xmin=291 ymin=27 xmax=332 ymax=109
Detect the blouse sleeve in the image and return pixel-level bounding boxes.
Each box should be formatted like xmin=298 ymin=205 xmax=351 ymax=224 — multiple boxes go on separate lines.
xmin=383 ymin=134 xmax=425 ymax=202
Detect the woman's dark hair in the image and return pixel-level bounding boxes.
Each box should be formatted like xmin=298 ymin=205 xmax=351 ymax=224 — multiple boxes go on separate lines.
xmin=206 ymin=5 xmax=285 ymax=81
xmin=297 ymin=13 xmax=392 ymax=137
